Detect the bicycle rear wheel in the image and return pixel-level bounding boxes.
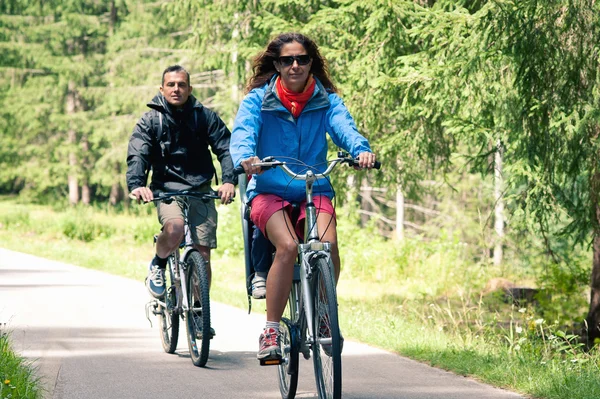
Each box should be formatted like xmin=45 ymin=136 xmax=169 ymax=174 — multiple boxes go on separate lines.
xmin=158 ymin=257 xmax=179 ymax=353
xmin=311 ymin=258 xmax=342 ymax=399
xmin=185 ymin=251 xmax=211 ymax=367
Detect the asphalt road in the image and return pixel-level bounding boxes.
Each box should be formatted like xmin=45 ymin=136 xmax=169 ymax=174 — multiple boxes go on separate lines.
xmin=0 ymin=248 xmax=525 ymax=399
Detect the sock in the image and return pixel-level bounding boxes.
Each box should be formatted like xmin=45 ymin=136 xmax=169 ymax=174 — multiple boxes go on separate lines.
xmin=265 ymin=321 xmax=279 ymax=333
xmin=153 ymin=254 xmax=168 ymax=269
xmin=256 ymin=272 xmax=268 ymax=279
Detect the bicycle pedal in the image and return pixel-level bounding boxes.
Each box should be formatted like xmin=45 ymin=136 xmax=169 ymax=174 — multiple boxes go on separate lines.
xmin=259 ymin=357 xmax=283 ymax=366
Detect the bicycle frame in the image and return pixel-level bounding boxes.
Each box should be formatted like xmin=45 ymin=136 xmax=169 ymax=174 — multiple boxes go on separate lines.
xmin=146 ymin=197 xmax=197 ymax=318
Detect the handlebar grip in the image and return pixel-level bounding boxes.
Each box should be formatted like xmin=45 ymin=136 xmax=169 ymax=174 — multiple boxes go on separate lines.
xmin=233 ymin=165 xmax=246 ymax=176
xmin=350 ymin=159 xmax=381 ymax=170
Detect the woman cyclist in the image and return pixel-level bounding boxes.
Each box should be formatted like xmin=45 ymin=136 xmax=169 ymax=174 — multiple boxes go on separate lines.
xmin=230 ymin=32 xmax=377 ymax=362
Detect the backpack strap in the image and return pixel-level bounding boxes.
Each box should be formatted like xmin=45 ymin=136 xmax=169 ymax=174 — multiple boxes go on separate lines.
xmin=193 ymin=107 xmax=219 ymax=186
xmin=151 ymin=109 xmax=166 ymax=158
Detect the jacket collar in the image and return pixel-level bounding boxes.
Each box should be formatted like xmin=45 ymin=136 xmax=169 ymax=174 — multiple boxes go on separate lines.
xmin=147 ymin=93 xmax=204 ymax=115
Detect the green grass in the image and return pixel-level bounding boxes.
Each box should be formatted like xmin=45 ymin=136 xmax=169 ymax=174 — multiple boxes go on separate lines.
xmin=0 ymin=328 xmax=42 ymax=399
xmin=1 ymin=197 xmax=599 ymax=399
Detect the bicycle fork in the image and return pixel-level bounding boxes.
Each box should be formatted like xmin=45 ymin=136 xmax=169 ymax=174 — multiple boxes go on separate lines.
xmin=299 ymin=245 xmax=332 ymax=351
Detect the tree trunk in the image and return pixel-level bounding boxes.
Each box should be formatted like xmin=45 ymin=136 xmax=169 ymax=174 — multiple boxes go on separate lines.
xmin=585 ymin=233 xmax=600 ymax=346
xmin=585 ymin=166 xmax=600 ymax=345
xmin=67 ymin=129 xmax=79 ymax=205
xmin=360 ymin=177 xmax=372 ymax=226
xmin=109 ymin=0 xmax=117 ymax=35
xmin=66 ymin=81 xmax=79 ymax=205
xmin=230 ymin=12 xmax=240 ymax=125
xmin=81 ymin=135 xmax=91 ymax=205
xmin=493 ymin=140 xmax=504 ymax=265
xmin=585 ymin=124 xmax=600 ymax=346
xmin=109 ymin=162 xmax=124 ymax=206
xmin=396 ymin=185 xmax=404 ymax=241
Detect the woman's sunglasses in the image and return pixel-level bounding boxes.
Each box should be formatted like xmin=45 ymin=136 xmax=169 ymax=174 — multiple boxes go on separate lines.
xmin=277 ymin=55 xmax=311 ymax=67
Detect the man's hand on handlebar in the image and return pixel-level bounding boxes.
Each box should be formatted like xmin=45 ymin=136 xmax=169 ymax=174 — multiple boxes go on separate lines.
xmin=218 ymin=182 xmax=236 ymax=204
xmin=356 ymin=152 xmax=377 ymax=169
xmin=130 ymin=186 xmax=154 ymax=203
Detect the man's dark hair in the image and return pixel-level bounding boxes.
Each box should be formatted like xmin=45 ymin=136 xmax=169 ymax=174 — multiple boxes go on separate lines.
xmin=162 ymin=65 xmax=190 ymax=86
xmin=246 ymin=32 xmax=337 ymax=94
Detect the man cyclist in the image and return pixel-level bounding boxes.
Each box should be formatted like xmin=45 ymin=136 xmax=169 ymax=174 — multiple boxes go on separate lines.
xmin=127 ymin=65 xmax=236 ymax=324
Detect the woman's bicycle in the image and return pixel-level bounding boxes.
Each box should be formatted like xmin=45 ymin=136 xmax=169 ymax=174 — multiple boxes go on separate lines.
xmin=133 ymin=190 xmax=221 ymax=367
xmin=236 ymin=152 xmax=380 ymax=399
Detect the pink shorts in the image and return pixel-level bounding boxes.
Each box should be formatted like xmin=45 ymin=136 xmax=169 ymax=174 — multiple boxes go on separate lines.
xmin=250 ymin=194 xmax=335 ymax=239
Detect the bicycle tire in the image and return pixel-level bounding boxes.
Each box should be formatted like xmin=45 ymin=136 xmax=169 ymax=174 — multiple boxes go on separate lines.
xmin=158 ymin=257 xmax=179 ymax=353
xmin=184 ymin=250 xmax=211 ymax=367
xmin=278 ymin=312 xmax=299 ymax=398
xmin=311 ymin=258 xmax=342 ymax=399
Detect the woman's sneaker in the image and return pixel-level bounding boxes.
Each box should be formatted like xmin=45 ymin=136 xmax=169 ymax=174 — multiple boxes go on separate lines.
xmin=257 ymin=327 xmax=281 ymax=360
xmin=146 ymin=262 xmax=165 ymax=298
xmin=251 ymin=274 xmax=267 ymax=299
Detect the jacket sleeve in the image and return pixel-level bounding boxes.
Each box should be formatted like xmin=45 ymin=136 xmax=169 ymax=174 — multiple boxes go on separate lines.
xmin=231 ymin=91 xmax=263 ymax=167
xmin=205 ymin=109 xmax=236 ymax=185
xmin=126 ymin=113 xmax=153 ymax=192
xmin=325 ymin=94 xmax=372 ymax=157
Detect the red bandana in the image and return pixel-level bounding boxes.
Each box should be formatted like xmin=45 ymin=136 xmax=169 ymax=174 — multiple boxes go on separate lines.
xmin=276 ymin=75 xmax=316 ymax=118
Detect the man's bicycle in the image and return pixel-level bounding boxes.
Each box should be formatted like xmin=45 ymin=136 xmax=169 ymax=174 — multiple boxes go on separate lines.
xmin=236 ymin=152 xmax=380 ymax=399
xmin=133 ymin=190 xmax=221 ymax=367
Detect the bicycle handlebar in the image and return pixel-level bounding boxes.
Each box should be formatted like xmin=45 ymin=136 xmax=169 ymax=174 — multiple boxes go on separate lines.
xmin=128 ymin=190 xmax=225 ymax=204
xmin=232 ymin=152 xmax=381 ymax=177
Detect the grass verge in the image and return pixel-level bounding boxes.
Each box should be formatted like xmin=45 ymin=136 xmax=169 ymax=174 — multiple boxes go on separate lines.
xmin=0 ymin=327 xmax=42 ymax=399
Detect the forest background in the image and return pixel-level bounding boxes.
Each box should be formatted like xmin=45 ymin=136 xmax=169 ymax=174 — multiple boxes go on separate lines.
xmin=1 ymin=1 xmax=600 ymax=398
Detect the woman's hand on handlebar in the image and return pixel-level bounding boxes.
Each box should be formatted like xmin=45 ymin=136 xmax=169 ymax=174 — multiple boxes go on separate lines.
xmin=130 ymin=186 xmax=154 ymax=203
xmin=241 ymin=156 xmax=263 ymax=175
xmin=356 ymin=151 xmax=377 ymax=169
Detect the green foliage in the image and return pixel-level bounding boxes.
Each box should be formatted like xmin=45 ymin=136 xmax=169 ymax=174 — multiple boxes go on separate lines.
xmin=0 ymin=328 xmax=42 ymax=399
xmin=0 ymin=208 xmax=30 ymax=229
xmin=213 ymin=203 xmax=245 ymax=258
xmin=60 ymin=213 xmax=115 ymax=242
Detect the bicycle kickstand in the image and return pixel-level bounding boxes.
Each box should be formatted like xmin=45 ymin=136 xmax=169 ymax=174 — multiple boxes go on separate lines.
xmin=144 ymin=300 xmax=160 ymax=328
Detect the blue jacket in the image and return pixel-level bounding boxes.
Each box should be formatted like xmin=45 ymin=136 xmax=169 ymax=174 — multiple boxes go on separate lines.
xmin=230 ymin=76 xmax=372 ymax=203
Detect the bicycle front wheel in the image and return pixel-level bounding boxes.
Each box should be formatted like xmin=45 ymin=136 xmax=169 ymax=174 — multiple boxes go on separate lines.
xmin=311 ymin=258 xmax=342 ymax=399
xmin=185 ymin=251 xmax=211 ymax=367
xmin=158 ymin=257 xmax=179 ymax=353
xmin=278 ymin=302 xmax=299 ymax=398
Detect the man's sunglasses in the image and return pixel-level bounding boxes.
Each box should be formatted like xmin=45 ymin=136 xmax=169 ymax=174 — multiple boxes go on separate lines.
xmin=277 ymin=55 xmax=311 ymax=67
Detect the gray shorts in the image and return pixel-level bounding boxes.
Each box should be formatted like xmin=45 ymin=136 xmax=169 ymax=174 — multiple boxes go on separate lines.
xmin=156 ymin=191 xmax=218 ymax=249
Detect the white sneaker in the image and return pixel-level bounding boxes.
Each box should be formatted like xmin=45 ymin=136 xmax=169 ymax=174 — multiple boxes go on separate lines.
xmin=251 ymin=274 xmax=267 ymax=299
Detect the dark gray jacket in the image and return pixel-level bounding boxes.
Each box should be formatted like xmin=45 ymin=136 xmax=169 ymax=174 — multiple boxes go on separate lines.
xmin=126 ymin=93 xmax=235 ymax=193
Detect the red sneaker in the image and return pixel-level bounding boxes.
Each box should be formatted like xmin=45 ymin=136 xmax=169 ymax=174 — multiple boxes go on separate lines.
xmin=257 ymin=327 xmax=281 ymax=360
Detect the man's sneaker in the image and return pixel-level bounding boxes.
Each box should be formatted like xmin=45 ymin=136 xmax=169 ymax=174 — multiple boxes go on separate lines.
xmin=251 ymin=274 xmax=267 ymax=299
xmin=257 ymin=327 xmax=281 ymax=360
xmin=146 ymin=262 xmax=165 ymax=298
